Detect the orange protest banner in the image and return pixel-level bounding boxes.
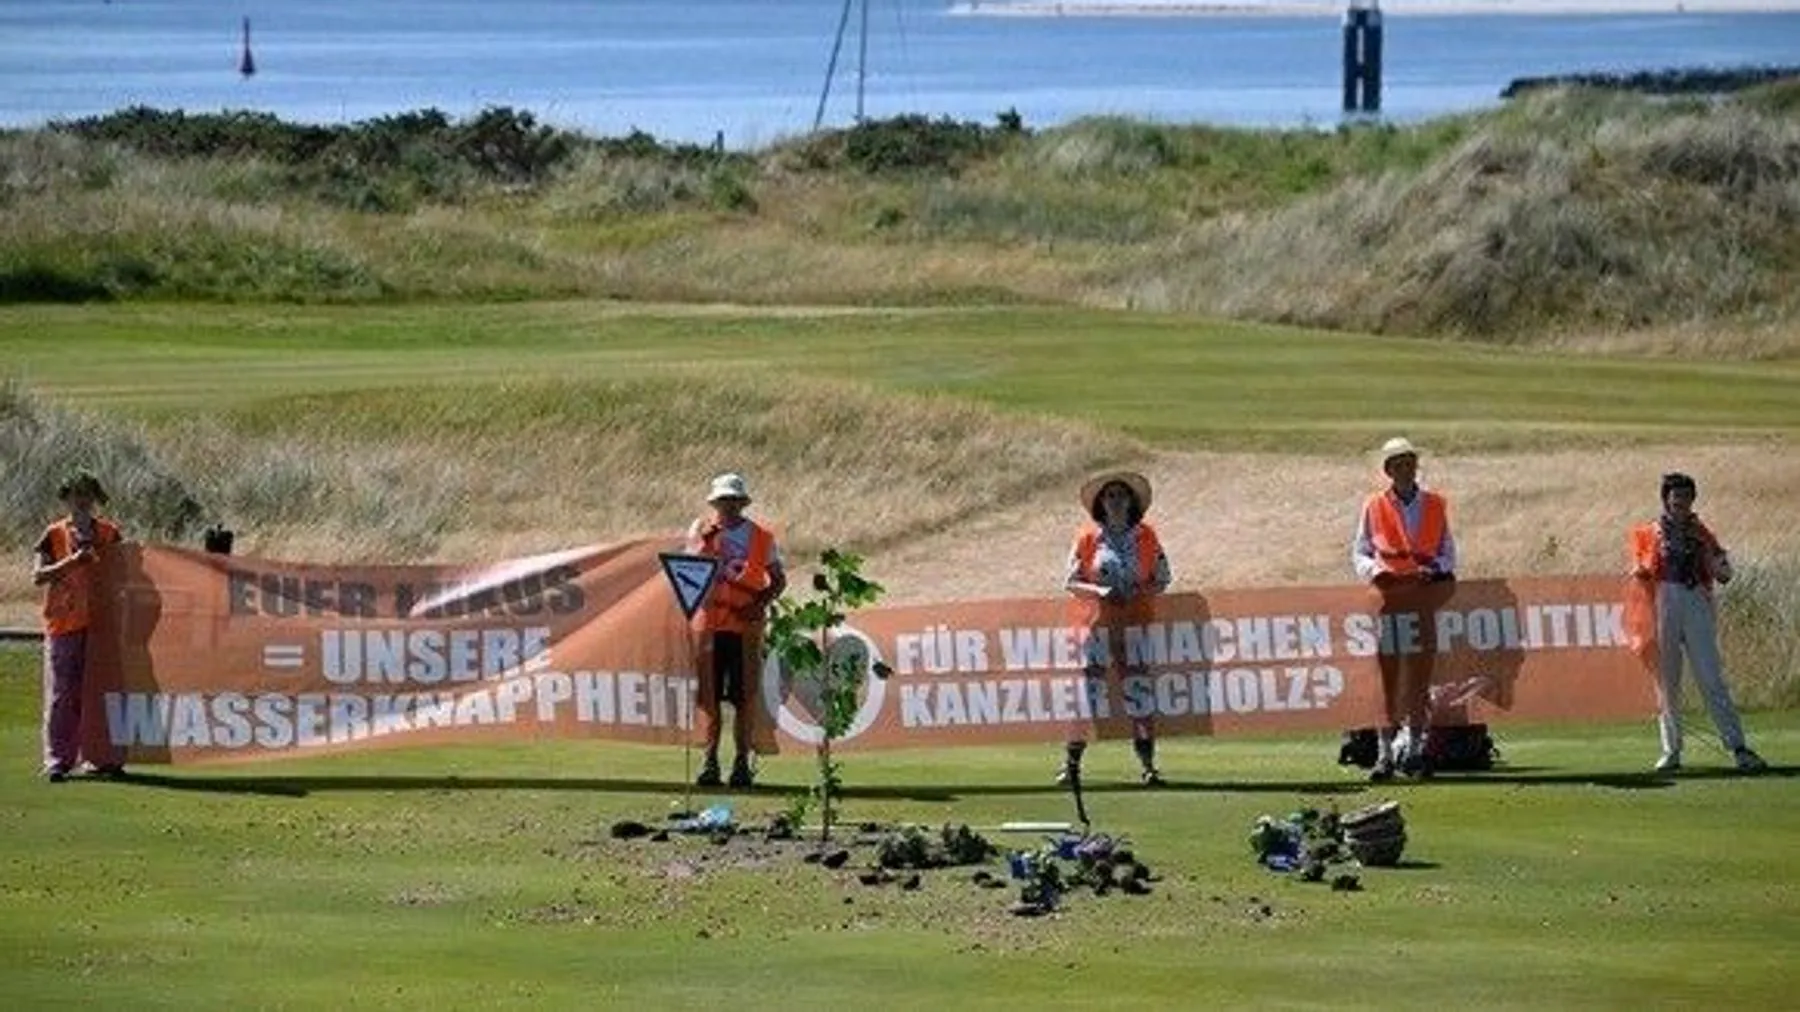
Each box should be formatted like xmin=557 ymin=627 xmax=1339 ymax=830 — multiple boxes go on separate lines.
xmin=80 ymin=542 xmax=1658 ymax=765
xmin=79 ymin=540 xmax=700 ymax=765
xmin=773 ymin=576 xmax=1656 ymax=751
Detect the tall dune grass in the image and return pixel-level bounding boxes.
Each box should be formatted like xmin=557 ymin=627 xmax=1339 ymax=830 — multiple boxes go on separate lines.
xmin=1720 ymin=558 xmax=1800 ymax=709
xmin=0 ymin=381 xmax=209 ymax=545
xmin=5 ymin=87 xmax=1799 ymax=352
xmin=0 ymin=376 xmax=1134 ymax=611
xmin=1114 ymin=91 xmax=1800 ymax=339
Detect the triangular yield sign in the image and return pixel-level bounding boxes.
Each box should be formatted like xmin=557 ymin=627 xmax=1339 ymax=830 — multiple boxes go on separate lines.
xmin=659 ymin=552 xmax=721 ymax=621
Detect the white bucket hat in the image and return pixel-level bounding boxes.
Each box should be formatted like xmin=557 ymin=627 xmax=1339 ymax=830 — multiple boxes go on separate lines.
xmin=706 ymin=472 xmax=752 ymax=504
xmin=1376 ymin=437 xmax=1422 ymax=466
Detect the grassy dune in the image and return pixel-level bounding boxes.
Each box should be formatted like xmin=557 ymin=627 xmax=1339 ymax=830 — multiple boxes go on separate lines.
xmin=4 ymin=85 xmax=1799 ymax=352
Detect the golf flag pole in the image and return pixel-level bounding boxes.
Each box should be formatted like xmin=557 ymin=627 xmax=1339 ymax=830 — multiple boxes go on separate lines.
xmin=1069 ymin=763 xmax=1091 ymax=829
xmin=681 ymin=634 xmax=693 ymax=815
xmin=660 ymin=552 xmax=721 ymax=817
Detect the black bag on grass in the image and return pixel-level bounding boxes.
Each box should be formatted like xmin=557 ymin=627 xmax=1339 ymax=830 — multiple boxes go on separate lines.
xmin=1338 ymin=728 xmax=1380 ymax=769
xmin=1337 ymin=725 xmax=1499 ymax=772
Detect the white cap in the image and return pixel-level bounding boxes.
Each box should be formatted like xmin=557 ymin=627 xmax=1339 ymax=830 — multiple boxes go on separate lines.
xmin=706 ymin=473 xmax=751 ymax=503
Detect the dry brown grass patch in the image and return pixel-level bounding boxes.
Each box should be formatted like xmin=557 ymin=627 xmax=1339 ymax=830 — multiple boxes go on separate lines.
xmin=0 ymin=374 xmax=1133 ymax=622
xmin=872 ymin=443 xmax=1800 ymax=601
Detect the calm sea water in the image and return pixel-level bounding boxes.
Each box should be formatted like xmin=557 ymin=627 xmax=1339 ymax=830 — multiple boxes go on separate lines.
xmin=3 ymin=0 xmax=1797 ymax=146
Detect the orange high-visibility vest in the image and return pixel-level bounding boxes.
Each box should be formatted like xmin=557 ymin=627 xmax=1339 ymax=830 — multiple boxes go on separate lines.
xmin=1623 ymin=517 xmax=1724 ymax=669
xmin=39 ymin=516 xmax=122 ymax=636
xmin=693 ymin=518 xmax=775 ymax=634
xmin=1628 ymin=519 xmax=1722 ymax=591
xmin=1070 ymin=522 xmax=1163 ymax=633
xmin=1073 ymin=521 xmax=1162 ymax=588
xmin=1364 ymin=490 xmax=1448 ymax=577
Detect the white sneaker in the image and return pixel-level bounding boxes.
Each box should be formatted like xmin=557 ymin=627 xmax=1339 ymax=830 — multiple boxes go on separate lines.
xmin=1735 ymin=748 xmax=1768 ymax=774
xmin=1653 ymin=752 xmax=1682 ymax=773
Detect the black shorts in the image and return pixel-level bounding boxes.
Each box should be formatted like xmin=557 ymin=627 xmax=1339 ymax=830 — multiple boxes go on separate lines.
xmin=707 ymin=631 xmax=747 ymax=707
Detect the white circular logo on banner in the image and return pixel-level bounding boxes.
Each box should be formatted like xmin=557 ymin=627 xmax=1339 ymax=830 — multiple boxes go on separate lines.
xmin=762 ymin=625 xmax=888 ymax=746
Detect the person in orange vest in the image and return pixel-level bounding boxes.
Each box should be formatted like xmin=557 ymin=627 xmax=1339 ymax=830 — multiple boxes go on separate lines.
xmin=1352 ymin=438 xmax=1456 ymax=782
xmin=32 ymin=471 xmax=126 ymax=782
xmin=686 ymin=473 xmax=786 ymax=789
xmin=1628 ymin=472 xmax=1766 ymax=775
xmin=1060 ymin=470 xmax=1172 ymax=787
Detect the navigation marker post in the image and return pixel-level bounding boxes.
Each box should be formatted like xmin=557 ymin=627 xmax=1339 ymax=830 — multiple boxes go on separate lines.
xmin=1343 ymin=0 xmax=1383 ymax=118
xmin=660 ymin=553 xmax=721 ymax=816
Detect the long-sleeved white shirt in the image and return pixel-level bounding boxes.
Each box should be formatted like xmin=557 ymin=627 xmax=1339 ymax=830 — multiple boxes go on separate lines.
xmin=1351 ymin=488 xmax=1456 ymax=582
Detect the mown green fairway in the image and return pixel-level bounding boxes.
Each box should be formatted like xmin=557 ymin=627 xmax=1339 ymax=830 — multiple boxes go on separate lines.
xmin=2 ymin=648 xmax=1798 ymax=1010
xmin=4 ymin=302 xmax=1797 ymax=450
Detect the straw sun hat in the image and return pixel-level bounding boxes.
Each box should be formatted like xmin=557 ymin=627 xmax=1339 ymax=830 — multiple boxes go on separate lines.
xmin=1080 ymin=470 xmax=1153 ymax=517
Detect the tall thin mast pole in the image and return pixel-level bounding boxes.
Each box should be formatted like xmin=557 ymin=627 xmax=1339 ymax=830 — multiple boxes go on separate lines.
xmin=813 ymin=0 xmax=856 ymax=131
xmin=856 ymin=0 xmax=870 ymax=122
